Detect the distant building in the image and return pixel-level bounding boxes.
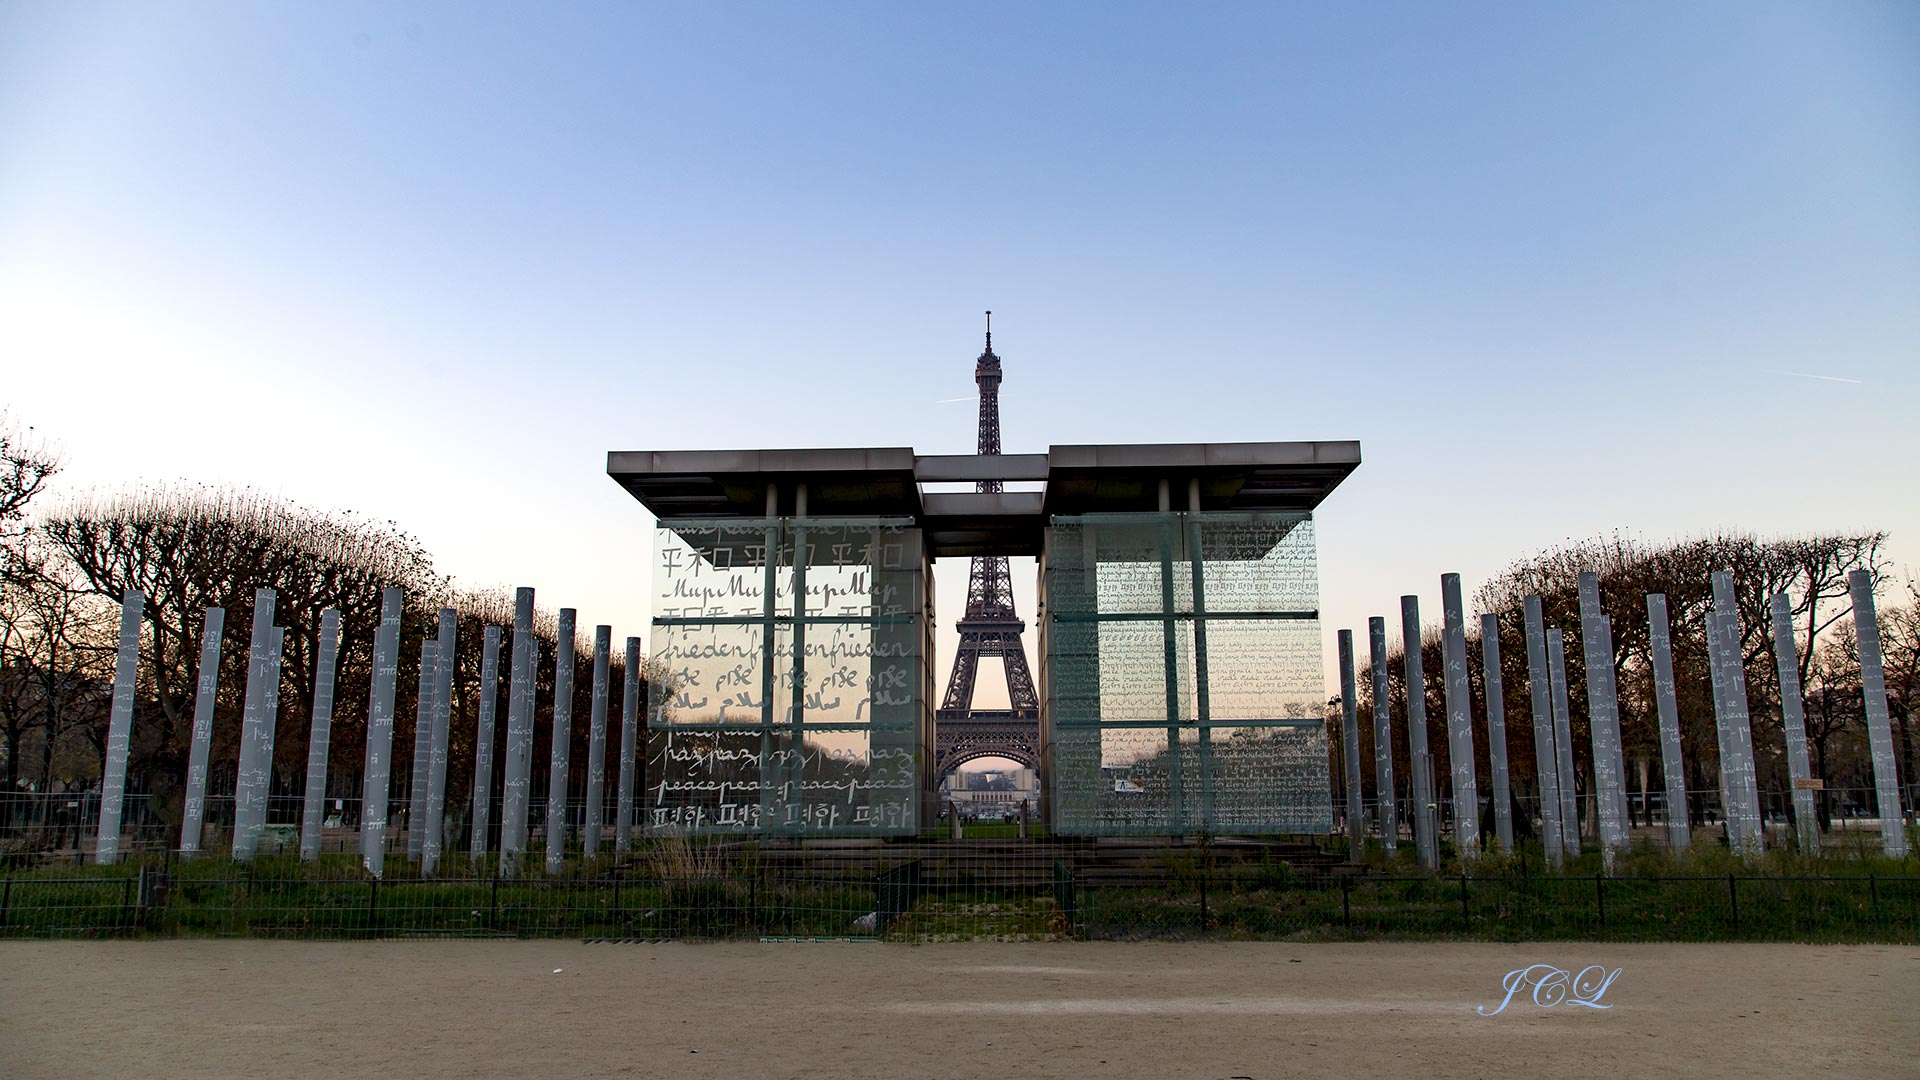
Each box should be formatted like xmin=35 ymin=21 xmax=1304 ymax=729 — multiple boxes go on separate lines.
xmin=941 ymin=767 xmax=1040 ymax=816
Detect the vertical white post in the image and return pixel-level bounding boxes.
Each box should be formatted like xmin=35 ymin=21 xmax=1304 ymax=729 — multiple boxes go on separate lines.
xmin=500 ymin=588 xmax=537 ymax=869
xmin=616 ymin=635 xmax=641 ymax=854
xmin=298 ymin=608 xmax=342 ymax=861
xmin=470 ymin=625 xmax=501 ymax=865
xmin=1646 ymin=594 xmax=1692 ymax=850
xmin=1709 ymin=571 xmax=1765 ymax=853
xmin=422 ymin=608 xmax=456 ymax=875
xmin=1480 ymin=613 xmax=1513 ymax=854
xmin=1400 ymin=596 xmax=1439 ymax=871
xmin=1576 ymin=573 xmax=1628 ymax=867
xmin=547 ymin=608 xmax=577 ymax=874
xmin=407 ymin=641 xmax=436 ymax=861
xmin=1367 ymin=617 xmax=1397 ymax=858
xmin=1848 ymin=569 xmax=1909 ymax=858
xmin=179 ymin=607 xmax=224 ymax=857
xmin=1338 ymin=629 xmax=1363 ymax=859
xmin=259 ymin=627 xmax=285 ymax=849
xmin=1522 ymin=598 xmax=1563 ymax=868
xmin=1546 ymin=629 xmax=1581 ymax=855
xmin=1768 ymin=592 xmax=1821 ymax=855
xmin=95 ymin=589 xmax=145 ymax=865
xmin=1439 ymin=575 xmax=1481 ymax=855
xmin=232 ymin=590 xmax=278 ymax=862
xmin=585 ymin=624 xmax=611 ymax=857
xmin=359 ymin=588 xmax=404 ymax=877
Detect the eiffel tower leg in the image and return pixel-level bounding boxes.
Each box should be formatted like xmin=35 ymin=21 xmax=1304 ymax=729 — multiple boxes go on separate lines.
xmin=940 ymin=635 xmax=984 ymax=715
xmin=1000 ymin=636 xmax=1040 ymax=715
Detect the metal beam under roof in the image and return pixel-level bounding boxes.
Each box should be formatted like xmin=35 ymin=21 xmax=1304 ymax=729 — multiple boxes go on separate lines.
xmin=608 ymin=441 xmax=1360 ymax=558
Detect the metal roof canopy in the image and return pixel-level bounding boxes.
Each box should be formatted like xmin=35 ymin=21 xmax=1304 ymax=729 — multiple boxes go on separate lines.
xmin=607 ymin=441 xmax=1360 ymax=558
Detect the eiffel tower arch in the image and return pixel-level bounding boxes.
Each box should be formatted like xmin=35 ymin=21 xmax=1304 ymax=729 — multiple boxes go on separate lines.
xmin=934 ymin=314 xmax=1041 ymax=780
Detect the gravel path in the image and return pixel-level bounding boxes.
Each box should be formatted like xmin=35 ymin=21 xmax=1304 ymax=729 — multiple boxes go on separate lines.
xmin=1 ymin=940 xmax=1912 ymax=1079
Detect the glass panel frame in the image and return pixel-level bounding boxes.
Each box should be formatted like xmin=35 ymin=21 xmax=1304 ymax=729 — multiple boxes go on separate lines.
xmin=1044 ymin=510 xmax=1332 ymax=836
xmin=647 ymin=516 xmax=925 ymax=836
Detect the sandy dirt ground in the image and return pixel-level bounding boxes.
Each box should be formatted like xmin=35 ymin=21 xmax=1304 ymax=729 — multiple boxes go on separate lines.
xmin=1 ymin=940 xmax=1914 ymax=1080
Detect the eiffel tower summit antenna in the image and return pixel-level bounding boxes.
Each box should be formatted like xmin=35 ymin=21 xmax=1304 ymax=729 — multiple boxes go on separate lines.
xmin=935 ymin=314 xmax=1040 ymax=781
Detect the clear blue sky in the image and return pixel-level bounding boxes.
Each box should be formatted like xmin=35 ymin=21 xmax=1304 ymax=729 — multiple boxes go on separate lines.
xmin=3 ymin=3 xmax=1916 ymax=702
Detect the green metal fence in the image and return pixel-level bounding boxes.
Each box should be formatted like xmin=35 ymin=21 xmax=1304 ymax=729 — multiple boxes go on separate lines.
xmin=1065 ymin=871 xmax=1920 ymax=943
xmin=3 ymin=860 xmax=1915 ymax=944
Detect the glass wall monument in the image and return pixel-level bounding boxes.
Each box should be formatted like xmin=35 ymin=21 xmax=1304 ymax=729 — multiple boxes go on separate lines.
xmin=645 ymin=517 xmax=933 ymax=835
xmin=1041 ymin=511 xmax=1332 ymax=835
xmin=615 ymin=439 xmax=1361 ymax=841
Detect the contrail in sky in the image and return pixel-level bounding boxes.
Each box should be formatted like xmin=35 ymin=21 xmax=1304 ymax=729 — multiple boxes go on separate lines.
xmin=934 ymin=396 xmax=972 ymax=403
xmin=1781 ymin=371 xmax=1864 ymax=384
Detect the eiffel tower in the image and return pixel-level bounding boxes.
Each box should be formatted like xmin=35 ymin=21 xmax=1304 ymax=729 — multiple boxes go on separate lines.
xmin=933 ymin=313 xmax=1041 ymax=780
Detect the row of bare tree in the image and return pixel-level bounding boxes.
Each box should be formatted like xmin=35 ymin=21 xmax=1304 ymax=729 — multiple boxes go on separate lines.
xmin=1343 ymin=531 xmax=1919 ymax=832
xmin=0 ymin=418 xmax=656 ymax=842
xmin=9 ymin=409 xmax=1919 ymax=846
